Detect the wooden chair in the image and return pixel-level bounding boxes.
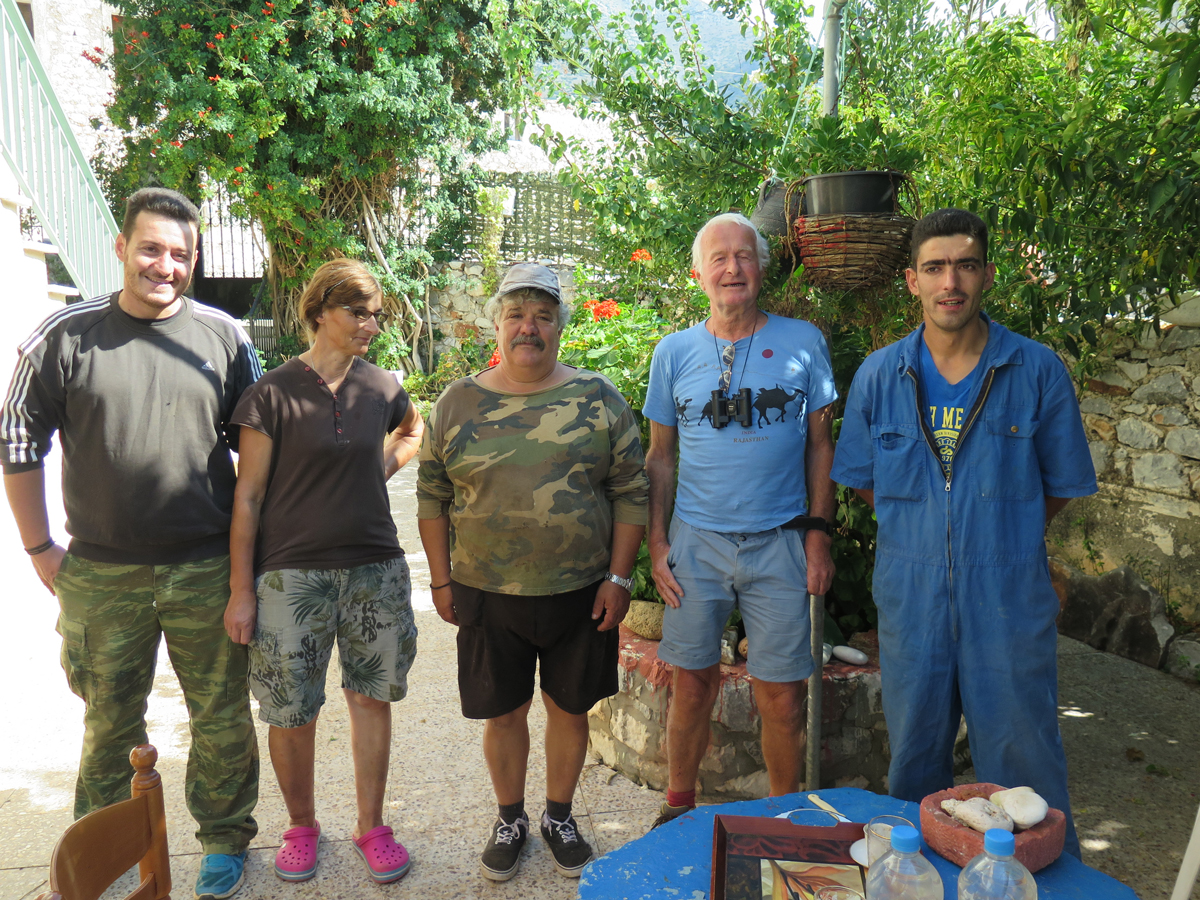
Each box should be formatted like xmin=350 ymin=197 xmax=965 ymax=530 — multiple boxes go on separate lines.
xmin=36 ymin=744 xmax=172 ymax=900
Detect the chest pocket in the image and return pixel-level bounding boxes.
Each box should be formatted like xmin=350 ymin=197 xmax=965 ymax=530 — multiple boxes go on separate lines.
xmin=870 ymin=423 xmax=927 ymax=501
xmin=978 ymin=405 xmax=1042 ymax=501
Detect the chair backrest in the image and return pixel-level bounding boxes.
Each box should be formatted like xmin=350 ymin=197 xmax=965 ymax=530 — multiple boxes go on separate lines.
xmin=36 ymin=744 xmax=171 ymax=900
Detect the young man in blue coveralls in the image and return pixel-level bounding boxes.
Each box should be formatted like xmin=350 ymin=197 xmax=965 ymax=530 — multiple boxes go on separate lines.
xmin=831 ymin=208 xmax=1097 ymax=857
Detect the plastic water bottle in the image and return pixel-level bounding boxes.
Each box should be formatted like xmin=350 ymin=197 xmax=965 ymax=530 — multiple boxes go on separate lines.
xmin=865 ymin=825 xmax=944 ymax=899
xmin=957 ymin=829 xmax=1037 ymax=900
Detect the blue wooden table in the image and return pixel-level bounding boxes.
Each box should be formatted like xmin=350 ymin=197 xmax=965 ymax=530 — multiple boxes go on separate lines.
xmin=579 ymin=788 xmax=1139 ymax=899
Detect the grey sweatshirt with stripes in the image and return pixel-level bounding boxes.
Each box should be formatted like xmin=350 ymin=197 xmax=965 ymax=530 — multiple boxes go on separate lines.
xmin=2 ymin=293 xmax=262 ymax=565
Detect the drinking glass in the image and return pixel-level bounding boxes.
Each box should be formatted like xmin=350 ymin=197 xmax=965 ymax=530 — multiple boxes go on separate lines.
xmin=866 ymin=814 xmax=913 ymax=866
xmin=815 ymin=888 xmax=865 ymax=900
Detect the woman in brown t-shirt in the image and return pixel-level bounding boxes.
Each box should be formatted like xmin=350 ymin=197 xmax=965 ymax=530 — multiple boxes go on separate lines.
xmin=225 ymin=259 xmax=424 ymax=885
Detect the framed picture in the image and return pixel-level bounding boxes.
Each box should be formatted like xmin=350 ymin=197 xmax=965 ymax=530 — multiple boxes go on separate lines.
xmin=711 ymin=814 xmax=866 ymax=900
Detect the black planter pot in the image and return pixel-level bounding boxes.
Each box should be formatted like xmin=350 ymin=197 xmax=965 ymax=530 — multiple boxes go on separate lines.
xmin=801 ymin=170 xmax=903 ymax=216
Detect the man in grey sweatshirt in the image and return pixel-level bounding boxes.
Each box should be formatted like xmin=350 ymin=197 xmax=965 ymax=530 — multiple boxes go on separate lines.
xmin=2 ymin=187 xmax=261 ymax=900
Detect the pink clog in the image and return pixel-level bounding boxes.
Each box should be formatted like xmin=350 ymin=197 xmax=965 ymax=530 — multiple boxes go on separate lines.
xmin=353 ymin=825 xmax=412 ymax=883
xmin=274 ymin=822 xmax=321 ymax=882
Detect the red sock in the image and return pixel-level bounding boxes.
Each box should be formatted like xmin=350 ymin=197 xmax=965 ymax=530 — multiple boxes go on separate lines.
xmin=667 ymin=789 xmax=696 ymax=809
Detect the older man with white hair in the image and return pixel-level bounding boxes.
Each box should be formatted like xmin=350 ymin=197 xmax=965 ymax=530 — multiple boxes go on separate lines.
xmin=417 ymin=263 xmax=648 ymax=881
xmin=643 ymin=213 xmax=838 ymax=827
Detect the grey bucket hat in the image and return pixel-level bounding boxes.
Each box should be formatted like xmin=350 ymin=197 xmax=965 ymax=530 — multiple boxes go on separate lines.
xmin=497 ymin=263 xmax=561 ymax=302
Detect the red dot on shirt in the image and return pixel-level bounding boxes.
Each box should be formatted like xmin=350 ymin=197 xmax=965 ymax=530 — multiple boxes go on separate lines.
xmin=762 ymin=349 xmax=774 ymax=358
xmin=317 ymin=379 xmax=324 ymax=384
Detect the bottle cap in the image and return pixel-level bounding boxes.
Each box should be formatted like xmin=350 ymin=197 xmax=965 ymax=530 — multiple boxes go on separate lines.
xmin=984 ymin=828 xmax=1016 ymax=856
xmin=889 ymin=825 xmax=920 ymax=853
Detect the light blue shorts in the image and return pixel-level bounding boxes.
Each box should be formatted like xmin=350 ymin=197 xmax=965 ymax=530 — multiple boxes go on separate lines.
xmin=658 ymin=517 xmax=812 ymax=682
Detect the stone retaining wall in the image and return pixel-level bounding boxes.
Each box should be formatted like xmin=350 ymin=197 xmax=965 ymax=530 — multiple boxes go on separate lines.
xmin=587 ymin=626 xmax=890 ymax=800
xmin=1048 ymin=323 xmax=1200 ymax=625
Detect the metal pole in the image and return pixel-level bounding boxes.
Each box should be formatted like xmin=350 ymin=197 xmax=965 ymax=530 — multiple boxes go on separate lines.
xmin=805 ymin=593 xmax=824 ymax=790
xmin=821 ymin=0 xmax=849 ymax=118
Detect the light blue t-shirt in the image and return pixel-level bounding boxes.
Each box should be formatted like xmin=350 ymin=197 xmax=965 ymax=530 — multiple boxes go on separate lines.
xmin=917 ymin=337 xmax=982 ymax=480
xmin=644 ymin=314 xmax=837 ymax=532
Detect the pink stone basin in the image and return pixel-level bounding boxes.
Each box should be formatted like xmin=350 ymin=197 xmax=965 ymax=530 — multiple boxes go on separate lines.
xmin=920 ymin=782 xmax=1066 ymax=873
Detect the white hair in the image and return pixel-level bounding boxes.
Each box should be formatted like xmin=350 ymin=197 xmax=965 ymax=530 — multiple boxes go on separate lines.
xmin=691 ymin=212 xmax=771 ymax=274
xmin=483 ymin=287 xmax=574 ymax=333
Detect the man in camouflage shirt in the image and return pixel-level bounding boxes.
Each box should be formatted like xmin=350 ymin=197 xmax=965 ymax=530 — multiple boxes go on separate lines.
xmin=417 ymin=264 xmax=648 ymax=882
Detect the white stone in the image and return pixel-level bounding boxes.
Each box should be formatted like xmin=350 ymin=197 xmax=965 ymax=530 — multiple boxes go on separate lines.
xmin=465 ymin=264 xmax=484 ymax=276
xmin=713 ymin=770 xmax=770 ymax=796
xmin=711 ymin=676 xmax=759 ymax=733
xmin=1165 ymin=426 xmax=1200 ymax=459
xmin=1165 ymin=638 xmax=1200 ymax=682
xmin=1116 ymin=360 xmax=1149 ymax=382
xmin=1153 ymin=408 xmax=1190 ymax=426
xmin=832 ymin=645 xmax=868 ymax=665
xmin=941 ymin=797 xmax=1014 ymax=833
xmin=1132 ymin=452 xmax=1187 ymax=491
xmin=1079 ymin=397 xmax=1115 ymax=416
xmin=1133 ymin=372 xmax=1189 ymax=405
xmin=989 ymin=787 xmax=1049 ymax=830
xmin=1160 ymin=298 xmax=1200 ymax=327
xmin=610 ymin=708 xmax=655 ymax=757
xmin=1123 ymin=402 xmax=1149 ymax=415
xmin=822 ymin=643 xmax=833 ymax=665
xmin=1150 ymin=354 xmax=1185 ymax=367
xmin=474 ymin=316 xmax=492 ymax=330
xmin=1117 ymin=418 xmax=1163 ymax=449
xmin=466 ymin=281 xmax=487 ymax=298
xmin=1163 ymin=326 xmax=1200 ymax=352
xmin=699 ymin=743 xmax=736 ymax=773
xmin=1088 ymin=441 xmax=1111 ymax=474
xmin=1091 ymin=369 xmax=1133 ymax=390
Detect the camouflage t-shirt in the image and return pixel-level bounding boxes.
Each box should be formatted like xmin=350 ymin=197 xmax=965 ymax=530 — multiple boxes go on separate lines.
xmin=416 ymin=368 xmax=649 ymax=595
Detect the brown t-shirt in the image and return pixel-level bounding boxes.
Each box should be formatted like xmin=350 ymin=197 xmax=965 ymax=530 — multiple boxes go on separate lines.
xmin=231 ymin=356 xmax=409 ymax=572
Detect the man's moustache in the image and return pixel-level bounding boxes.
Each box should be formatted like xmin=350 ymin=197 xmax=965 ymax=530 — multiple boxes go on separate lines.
xmin=510 ymin=336 xmax=546 ymax=350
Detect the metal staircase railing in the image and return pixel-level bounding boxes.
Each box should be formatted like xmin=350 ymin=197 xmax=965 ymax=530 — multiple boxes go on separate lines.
xmin=0 ymin=0 xmax=121 ymax=300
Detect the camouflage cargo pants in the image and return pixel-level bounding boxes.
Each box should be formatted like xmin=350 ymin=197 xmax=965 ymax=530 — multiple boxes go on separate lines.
xmin=54 ymin=553 xmax=259 ymax=854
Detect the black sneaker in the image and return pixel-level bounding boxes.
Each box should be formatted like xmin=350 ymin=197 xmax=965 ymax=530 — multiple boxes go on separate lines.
xmin=480 ymin=815 xmax=528 ymax=882
xmin=649 ymin=801 xmax=694 ymax=830
xmin=540 ymin=811 xmax=595 ymax=877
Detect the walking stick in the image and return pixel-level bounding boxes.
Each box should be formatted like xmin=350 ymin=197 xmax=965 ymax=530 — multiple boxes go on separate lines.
xmin=806 ymin=593 xmax=824 ymax=791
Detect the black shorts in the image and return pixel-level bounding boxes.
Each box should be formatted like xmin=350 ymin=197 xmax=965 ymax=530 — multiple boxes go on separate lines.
xmin=452 ymin=579 xmax=618 ymax=719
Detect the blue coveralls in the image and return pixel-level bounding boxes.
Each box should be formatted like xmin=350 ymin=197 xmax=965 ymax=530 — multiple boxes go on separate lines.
xmin=831 ymin=317 xmax=1097 ymax=858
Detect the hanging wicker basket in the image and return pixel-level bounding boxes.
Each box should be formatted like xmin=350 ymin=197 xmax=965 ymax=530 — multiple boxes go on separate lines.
xmin=792 ymin=172 xmax=922 ymax=293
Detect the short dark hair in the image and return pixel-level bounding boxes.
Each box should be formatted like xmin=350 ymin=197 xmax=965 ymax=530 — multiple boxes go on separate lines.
xmin=910 ymin=208 xmax=988 ymax=265
xmin=298 ymin=258 xmax=383 ymax=341
xmin=122 ymin=187 xmax=200 ymax=238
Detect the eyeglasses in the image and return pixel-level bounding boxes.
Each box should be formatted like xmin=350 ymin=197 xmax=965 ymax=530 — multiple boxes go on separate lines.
xmin=718 ymin=342 xmax=735 ymax=394
xmin=336 ymin=305 xmax=391 ymax=329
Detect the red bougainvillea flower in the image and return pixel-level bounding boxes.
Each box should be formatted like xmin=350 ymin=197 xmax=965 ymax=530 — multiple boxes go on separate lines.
xmin=234 ymin=166 xmax=244 ymax=173
xmin=208 ymin=75 xmax=220 ymax=81
xmin=215 ymin=32 xmax=225 ymax=39
xmin=180 ymin=22 xmax=192 ymax=29
xmin=488 ymin=349 xmax=501 ymax=367
xmin=206 ymin=41 xmax=215 ymax=48
xmin=690 ymin=267 xmax=699 ymax=280
xmin=141 ymin=31 xmax=149 ymax=37
xmin=631 ymin=248 xmax=652 ymax=263
xmin=171 ymin=140 xmax=183 ymax=147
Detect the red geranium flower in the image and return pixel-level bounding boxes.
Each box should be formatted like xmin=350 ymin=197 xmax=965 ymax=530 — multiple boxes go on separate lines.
xmin=488 ymin=348 xmax=501 ymax=367
xmin=631 ymin=248 xmax=652 ymax=263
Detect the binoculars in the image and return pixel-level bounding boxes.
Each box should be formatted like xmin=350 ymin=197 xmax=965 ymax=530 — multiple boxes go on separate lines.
xmin=710 ymin=388 xmax=752 ymax=428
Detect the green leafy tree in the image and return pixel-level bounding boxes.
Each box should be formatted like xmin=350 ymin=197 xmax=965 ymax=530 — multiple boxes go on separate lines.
xmin=95 ymin=0 xmax=562 ymax=365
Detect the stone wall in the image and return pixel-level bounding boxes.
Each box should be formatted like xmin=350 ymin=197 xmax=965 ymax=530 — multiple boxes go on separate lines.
xmin=1048 ymin=324 xmax=1200 ymax=624
xmin=30 ymin=0 xmax=122 ymax=162
xmin=422 ymin=261 xmax=577 ymax=364
xmin=587 ymin=626 xmax=891 ymax=799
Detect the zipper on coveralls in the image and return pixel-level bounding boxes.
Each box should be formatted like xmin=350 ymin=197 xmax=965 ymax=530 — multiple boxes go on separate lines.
xmin=904 ymin=365 xmax=997 ymax=639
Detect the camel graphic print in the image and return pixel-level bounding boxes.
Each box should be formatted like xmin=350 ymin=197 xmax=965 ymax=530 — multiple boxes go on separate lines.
xmin=686 ymin=384 xmax=806 ymax=428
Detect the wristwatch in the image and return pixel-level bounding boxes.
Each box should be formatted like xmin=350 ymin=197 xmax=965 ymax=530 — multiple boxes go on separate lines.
xmin=604 ymin=571 xmax=634 ymax=592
